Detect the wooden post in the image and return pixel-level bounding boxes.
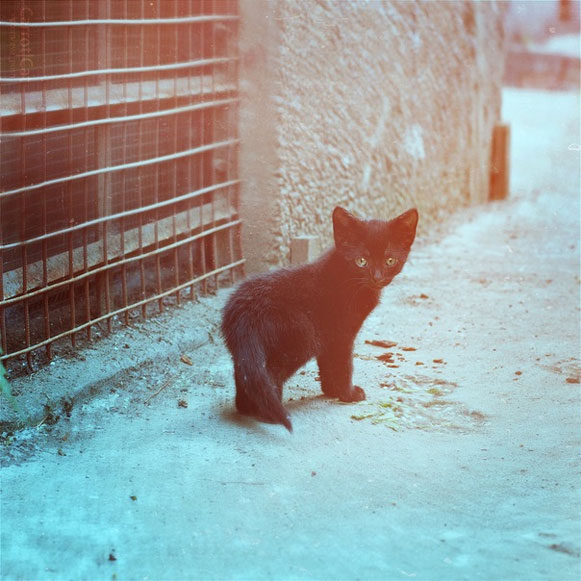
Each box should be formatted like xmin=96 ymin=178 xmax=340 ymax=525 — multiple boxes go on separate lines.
xmin=489 ymin=123 xmax=510 ymax=201
xmin=290 ymin=236 xmax=320 ymax=265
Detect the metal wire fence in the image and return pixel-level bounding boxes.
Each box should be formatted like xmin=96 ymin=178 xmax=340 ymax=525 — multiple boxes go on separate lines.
xmin=0 ymin=0 xmax=243 ymax=375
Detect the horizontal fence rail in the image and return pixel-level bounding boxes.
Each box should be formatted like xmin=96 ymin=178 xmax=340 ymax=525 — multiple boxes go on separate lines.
xmin=1 ymin=217 xmax=243 ymax=308
xmin=1 ymin=179 xmax=241 ymax=253
xmin=0 ymin=57 xmax=238 ymax=84
xmin=0 ymin=15 xmax=240 ymax=27
xmin=0 ymin=0 xmax=243 ymax=374
xmin=2 ymin=97 xmax=239 ymax=138
xmin=4 ymin=258 xmax=246 ymax=362
xmin=0 ymin=139 xmax=240 ymax=198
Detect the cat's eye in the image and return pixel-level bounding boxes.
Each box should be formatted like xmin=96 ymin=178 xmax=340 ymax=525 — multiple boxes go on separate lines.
xmin=385 ymin=257 xmax=398 ymax=267
xmin=355 ymin=257 xmax=368 ymax=268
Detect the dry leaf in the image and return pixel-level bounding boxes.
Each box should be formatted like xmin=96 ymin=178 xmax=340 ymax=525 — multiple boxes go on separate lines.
xmin=365 ymin=340 xmax=398 ymax=348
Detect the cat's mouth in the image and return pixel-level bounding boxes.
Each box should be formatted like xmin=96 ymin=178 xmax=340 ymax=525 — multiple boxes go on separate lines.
xmin=367 ymin=279 xmax=390 ymax=290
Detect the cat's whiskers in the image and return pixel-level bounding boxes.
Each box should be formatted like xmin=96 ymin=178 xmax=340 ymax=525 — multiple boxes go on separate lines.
xmin=337 ymin=275 xmax=380 ymax=313
xmin=338 ymin=277 xmax=369 ymax=300
xmin=338 ymin=274 xmax=369 ymax=290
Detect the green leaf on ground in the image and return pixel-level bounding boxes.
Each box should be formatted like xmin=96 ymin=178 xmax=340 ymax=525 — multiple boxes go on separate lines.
xmin=351 ymin=401 xmax=401 ymax=430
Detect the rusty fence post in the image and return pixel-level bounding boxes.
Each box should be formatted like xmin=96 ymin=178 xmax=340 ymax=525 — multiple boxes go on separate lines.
xmin=489 ymin=123 xmax=511 ymax=201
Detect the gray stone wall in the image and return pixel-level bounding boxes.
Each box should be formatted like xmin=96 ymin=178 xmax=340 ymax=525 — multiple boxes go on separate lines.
xmin=239 ymin=0 xmax=505 ymax=272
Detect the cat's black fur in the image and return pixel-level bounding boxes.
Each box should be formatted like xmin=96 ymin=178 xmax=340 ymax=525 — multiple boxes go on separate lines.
xmin=221 ymin=206 xmax=419 ymax=432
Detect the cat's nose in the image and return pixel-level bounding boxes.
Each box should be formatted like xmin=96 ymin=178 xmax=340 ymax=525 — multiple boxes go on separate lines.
xmin=372 ymin=269 xmax=384 ymax=283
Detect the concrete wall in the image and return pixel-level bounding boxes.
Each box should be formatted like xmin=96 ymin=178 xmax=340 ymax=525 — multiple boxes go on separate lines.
xmin=239 ymin=0 xmax=505 ymax=272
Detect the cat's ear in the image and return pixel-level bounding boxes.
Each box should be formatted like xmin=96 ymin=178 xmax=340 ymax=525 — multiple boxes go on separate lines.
xmin=392 ymin=208 xmax=419 ymax=245
xmin=333 ymin=206 xmax=362 ymax=247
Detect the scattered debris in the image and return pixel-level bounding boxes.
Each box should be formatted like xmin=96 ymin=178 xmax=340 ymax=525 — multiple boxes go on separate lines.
xmin=380 ymin=381 xmax=412 ymax=393
xmin=354 ymin=354 xmax=377 ymax=361
xmin=351 ymin=401 xmax=401 ymax=430
xmin=178 ymin=399 xmax=188 ymax=408
xmin=40 ymin=403 xmax=60 ymax=427
xmin=62 ymin=397 xmax=74 ymax=418
xmin=144 ymin=376 xmax=175 ymax=405
xmin=365 ymin=340 xmax=398 ymax=348
xmin=547 ymin=543 xmax=580 ymax=558
xmin=351 ymin=374 xmax=479 ymax=432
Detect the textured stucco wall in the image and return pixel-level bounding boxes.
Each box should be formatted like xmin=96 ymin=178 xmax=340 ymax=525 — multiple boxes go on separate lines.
xmin=239 ymin=0 xmax=505 ymax=272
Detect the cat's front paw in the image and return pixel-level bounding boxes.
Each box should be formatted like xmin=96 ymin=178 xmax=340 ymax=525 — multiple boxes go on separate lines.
xmin=339 ymin=385 xmax=366 ymax=403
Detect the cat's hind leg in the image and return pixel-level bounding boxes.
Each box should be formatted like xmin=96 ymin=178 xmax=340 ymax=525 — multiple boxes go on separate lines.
xmin=234 ymin=377 xmax=257 ymax=416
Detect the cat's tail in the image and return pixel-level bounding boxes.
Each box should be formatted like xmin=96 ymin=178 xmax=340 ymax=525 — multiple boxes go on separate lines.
xmin=230 ymin=338 xmax=293 ymax=433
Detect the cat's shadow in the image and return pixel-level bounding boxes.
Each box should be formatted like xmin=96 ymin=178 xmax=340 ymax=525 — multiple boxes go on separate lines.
xmin=219 ymin=393 xmax=329 ymax=433
xmin=286 ymin=393 xmax=329 ymax=412
xmin=220 ymin=407 xmax=267 ymax=432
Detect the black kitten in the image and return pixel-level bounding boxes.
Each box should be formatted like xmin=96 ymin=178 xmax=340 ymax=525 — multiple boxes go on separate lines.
xmin=221 ymin=206 xmax=418 ymax=431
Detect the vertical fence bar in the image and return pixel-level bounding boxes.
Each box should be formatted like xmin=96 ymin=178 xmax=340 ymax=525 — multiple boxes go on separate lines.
xmin=137 ymin=0 xmax=146 ymax=319
xmin=210 ymin=0 xmax=219 ymax=288
xmin=40 ymin=0 xmax=52 ymax=360
xmin=187 ymin=0 xmax=196 ymax=301
xmin=172 ymin=1 xmax=180 ymax=305
xmin=154 ymin=15 xmax=162 ymax=313
xmin=83 ymin=0 xmax=92 ymax=341
xmin=67 ymin=6 xmax=77 ymax=349
xmin=199 ymin=8 xmax=207 ymax=295
xmin=226 ymin=103 xmax=235 ymax=285
xmin=20 ymin=136 xmax=32 ymax=370
xmin=120 ymin=0 xmax=129 ymax=324
xmin=104 ymin=6 xmax=112 ymax=333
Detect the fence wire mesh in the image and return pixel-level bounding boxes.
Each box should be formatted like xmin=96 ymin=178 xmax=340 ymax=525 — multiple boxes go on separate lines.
xmin=0 ymin=0 xmax=243 ymax=375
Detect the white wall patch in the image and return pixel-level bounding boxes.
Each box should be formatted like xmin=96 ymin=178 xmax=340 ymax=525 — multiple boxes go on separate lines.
xmin=403 ymin=124 xmax=426 ymax=160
